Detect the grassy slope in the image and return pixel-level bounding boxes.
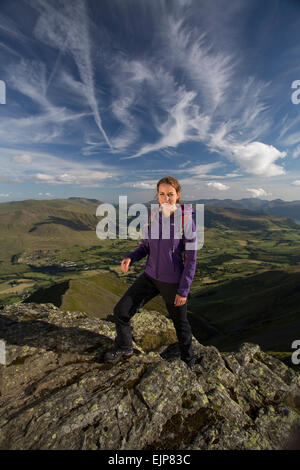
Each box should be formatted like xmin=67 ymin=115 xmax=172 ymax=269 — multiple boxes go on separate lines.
xmin=1 ymin=198 xmax=300 ymax=356
xmin=62 ymin=272 xmax=169 ymax=318
xmin=188 ymin=266 xmax=300 ymax=351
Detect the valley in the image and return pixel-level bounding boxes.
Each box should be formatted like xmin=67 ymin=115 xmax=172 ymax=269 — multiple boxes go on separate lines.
xmin=0 ymin=197 xmax=300 ymax=366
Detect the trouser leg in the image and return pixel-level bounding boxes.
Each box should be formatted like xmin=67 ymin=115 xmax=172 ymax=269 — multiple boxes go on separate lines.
xmin=113 ymin=272 xmax=160 ymax=350
xmin=154 ymin=280 xmax=194 ymax=364
xmin=165 ymin=301 xmax=194 ymax=364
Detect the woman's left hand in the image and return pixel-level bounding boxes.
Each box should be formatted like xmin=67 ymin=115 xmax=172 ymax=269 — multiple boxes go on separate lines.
xmin=174 ymin=294 xmax=187 ymax=306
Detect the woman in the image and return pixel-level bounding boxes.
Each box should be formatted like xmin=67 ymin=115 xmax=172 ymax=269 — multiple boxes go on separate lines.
xmin=103 ymin=176 xmax=197 ymax=369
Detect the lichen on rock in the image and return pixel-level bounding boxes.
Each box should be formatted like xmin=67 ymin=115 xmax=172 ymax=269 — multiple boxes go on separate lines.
xmin=0 ymin=302 xmax=299 ymax=450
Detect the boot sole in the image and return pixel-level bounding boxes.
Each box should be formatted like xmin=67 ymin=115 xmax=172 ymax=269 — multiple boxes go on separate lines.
xmin=103 ymin=352 xmax=134 ymax=364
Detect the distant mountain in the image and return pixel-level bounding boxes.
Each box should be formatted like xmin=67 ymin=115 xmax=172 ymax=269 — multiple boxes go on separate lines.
xmin=185 ymin=198 xmax=300 ymax=221
xmin=68 ymin=197 xmax=101 ymax=204
xmin=202 ymin=205 xmax=300 ymax=231
xmin=145 ymin=199 xmax=300 ymax=230
xmin=0 ymin=197 xmax=105 ymax=243
xmin=68 ymin=196 xmax=300 ymax=222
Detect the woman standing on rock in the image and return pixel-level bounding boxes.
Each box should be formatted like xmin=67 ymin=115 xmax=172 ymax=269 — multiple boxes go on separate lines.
xmin=103 ymin=176 xmax=198 ymax=370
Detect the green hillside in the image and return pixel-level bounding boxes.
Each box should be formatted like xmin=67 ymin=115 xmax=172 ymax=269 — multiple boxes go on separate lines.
xmin=188 ymin=266 xmax=300 ymax=352
xmin=24 ymin=271 xmax=169 ymax=318
xmin=1 ymin=197 xmax=300 ymax=357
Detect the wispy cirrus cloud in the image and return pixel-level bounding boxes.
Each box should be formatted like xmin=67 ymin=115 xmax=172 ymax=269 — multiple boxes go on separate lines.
xmin=117 ymin=11 xmax=286 ymax=179
xmin=292 ymin=145 xmax=300 ymax=159
xmin=31 ymin=0 xmax=113 ymax=150
xmin=1 ymin=0 xmax=299 ymax=202
xmin=2 ymin=57 xmax=93 ymax=148
xmin=183 ymin=162 xmax=224 ymax=177
xmin=124 ymin=89 xmax=211 ymax=159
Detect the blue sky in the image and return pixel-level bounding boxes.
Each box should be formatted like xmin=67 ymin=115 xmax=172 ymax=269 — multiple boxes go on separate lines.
xmin=1 ymin=0 xmax=300 ymax=204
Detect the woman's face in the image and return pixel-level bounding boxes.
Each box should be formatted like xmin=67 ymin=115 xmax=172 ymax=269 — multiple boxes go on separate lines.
xmin=157 ymin=183 xmax=179 ymax=207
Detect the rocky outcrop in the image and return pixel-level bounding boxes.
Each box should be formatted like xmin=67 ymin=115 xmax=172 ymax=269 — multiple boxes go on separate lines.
xmin=0 ymin=302 xmax=300 ymax=450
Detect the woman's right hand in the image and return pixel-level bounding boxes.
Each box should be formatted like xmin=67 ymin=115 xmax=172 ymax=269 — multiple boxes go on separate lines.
xmin=121 ymin=257 xmax=131 ymax=273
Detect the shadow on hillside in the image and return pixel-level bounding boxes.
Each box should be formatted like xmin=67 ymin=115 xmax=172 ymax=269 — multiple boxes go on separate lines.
xmin=188 ymin=269 xmax=300 ymax=353
xmin=23 ymin=281 xmax=70 ymax=307
xmin=28 ymin=216 xmax=95 ymax=232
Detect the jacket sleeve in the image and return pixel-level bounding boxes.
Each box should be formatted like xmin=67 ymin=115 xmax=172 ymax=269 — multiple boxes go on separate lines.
xmin=124 ymin=223 xmax=150 ymax=265
xmin=177 ymin=217 xmax=197 ymax=298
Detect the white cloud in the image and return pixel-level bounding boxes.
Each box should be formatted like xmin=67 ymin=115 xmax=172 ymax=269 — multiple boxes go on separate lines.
xmin=131 ymin=182 xmax=156 ymax=189
xmin=220 ymin=141 xmax=286 ymax=177
xmin=120 ymin=180 xmax=157 ymax=189
xmin=206 ymin=181 xmax=230 ymax=191
xmin=33 ymin=169 xmax=113 ymax=186
xmin=225 ymin=172 xmax=241 ymax=177
xmin=11 ymin=154 xmax=33 ymax=165
xmin=246 ymin=188 xmax=269 ymax=198
xmin=184 ymin=162 xmax=224 ymax=177
xmin=178 ymin=160 xmax=191 ymax=168
xmin=0 ymin=148 xmax=118 ymax=187
xmin=291 ymin=180 xmax=300 ymax=186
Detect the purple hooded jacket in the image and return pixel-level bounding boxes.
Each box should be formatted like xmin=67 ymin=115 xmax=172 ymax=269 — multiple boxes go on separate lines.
xmin=125 ymin=203 xmax=197 ymax=298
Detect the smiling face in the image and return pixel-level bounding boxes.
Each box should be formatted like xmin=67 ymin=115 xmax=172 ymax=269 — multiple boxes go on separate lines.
xmin=157 ymin=183 xmax=180 ymax=207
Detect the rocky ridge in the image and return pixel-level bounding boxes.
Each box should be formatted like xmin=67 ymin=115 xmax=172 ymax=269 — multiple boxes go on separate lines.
xmin=0 ymin=302 xmax=300 ymax=450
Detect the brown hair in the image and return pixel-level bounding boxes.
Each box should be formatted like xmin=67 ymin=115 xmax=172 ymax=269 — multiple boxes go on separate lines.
xmin=155 ymin=176 xmax=181 ymax=203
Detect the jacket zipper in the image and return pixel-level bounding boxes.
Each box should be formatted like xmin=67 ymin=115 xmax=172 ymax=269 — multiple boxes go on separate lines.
xmin=172 ymin=241 xmax=175 ymax=271
xmin=156 ymin=215 xmax=161 ymax=278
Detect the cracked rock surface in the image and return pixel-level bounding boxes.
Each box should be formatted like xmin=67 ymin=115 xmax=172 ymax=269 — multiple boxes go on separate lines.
xmin=0 ymin=302 xmax=300 ymax=450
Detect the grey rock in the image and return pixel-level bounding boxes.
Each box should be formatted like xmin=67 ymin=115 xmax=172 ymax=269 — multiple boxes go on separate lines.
xmin=0 ymin=302 xmax=299 ymax=450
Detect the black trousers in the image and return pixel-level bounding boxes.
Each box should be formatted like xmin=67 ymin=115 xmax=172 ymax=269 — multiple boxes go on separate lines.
xmin=113 ymin=271 xmax=195 ymax=364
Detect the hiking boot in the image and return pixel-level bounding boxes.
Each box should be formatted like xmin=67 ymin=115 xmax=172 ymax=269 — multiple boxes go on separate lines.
xmin=184 ymin=358 xmax=196 ymax=371
xmin=103 ymin=346 xmax=134 ymax=364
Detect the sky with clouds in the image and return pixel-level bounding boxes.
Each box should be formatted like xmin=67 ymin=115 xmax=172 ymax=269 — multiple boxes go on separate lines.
xmin=1 ymin=0 xmax=300 ymax=203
